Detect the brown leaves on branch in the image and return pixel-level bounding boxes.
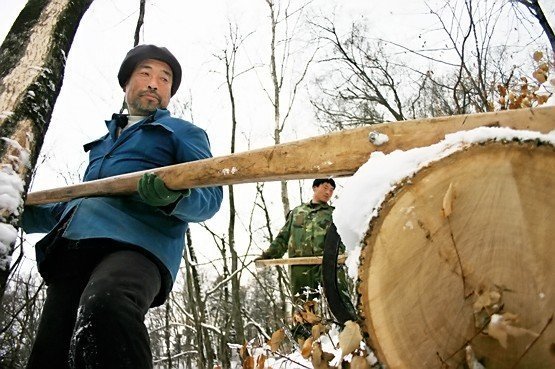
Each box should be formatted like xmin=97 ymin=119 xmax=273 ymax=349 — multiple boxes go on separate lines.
xmin=268 ymin=328 xmax=285 ymax=352
xmin=293 ymin=300 xmax=322 ymax=325
xmin=495 ymin=51 xmax=552 ymax=110
xmin=239 ymin=302 xmax=374 ymax=368
xmin=311 ymin=341 xmax=335 ymax=369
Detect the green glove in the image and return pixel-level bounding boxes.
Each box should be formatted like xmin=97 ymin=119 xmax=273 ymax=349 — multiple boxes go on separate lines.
xmin=138 ymin=173 xmax=184 ymax=207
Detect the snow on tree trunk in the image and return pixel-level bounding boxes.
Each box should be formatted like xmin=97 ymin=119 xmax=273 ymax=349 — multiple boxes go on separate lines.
xmin=0 ymin=0 xmax=94 ymax=301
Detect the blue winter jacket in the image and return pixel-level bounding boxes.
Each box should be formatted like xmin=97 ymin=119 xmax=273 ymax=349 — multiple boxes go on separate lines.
xmin=23 ymin=108 xmax=223 ymax=288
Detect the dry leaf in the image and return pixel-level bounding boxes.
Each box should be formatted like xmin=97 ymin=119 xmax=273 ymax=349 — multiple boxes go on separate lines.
xmin=473 ymin=289 xmax=501 ymax=313
xmin=487 ymin=313 xmax=539 ymax=348
xmin=268 ymin=328 xmax=285 ymax=352
xmin=301 ymin=310 xmax=321 ymax=324
xmin=465 ymin=345 xmax=485 ymax=369
xmin=312 ymin=323 xmax=326 ymax=339
xmin=243 ymin=356 xmax=255 ymax=369
xmin=351 ymin=355 xmax=371 ymax=369
xmin=311 ymin=342 xmax=334 ymax=369
xmin=473 ymin=288 xmax=503 ymax=327
xmin=293 ymin=311 xmax=305 ymax=324
xmin=339 ymin=320 xmax=363 ymax=357
xmin=304 ymin=300 xmax=318 ymax=310
xmin=240 ymin=340 xmax=249 ymax=361
xmin=533 ymin=50 xmax=543 ymax=62
xmin=301 ymin=336 xmax=314 ymax=359
xmin=533 ymin=69 xmax=548 ymax=84
xmin=537 ymin=94 xmax=549 ymax=104
xmin=256 ymin=355 xmax=266 ymax=369
xmin=442 ymin=182 xmax=455 ymax=217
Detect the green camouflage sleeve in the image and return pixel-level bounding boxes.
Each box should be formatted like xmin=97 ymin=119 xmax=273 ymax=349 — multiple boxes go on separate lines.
xmin=261 ymin=211 xmax=293 ymax=259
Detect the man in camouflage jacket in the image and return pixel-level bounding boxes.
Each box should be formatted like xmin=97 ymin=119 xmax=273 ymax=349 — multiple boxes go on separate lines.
xmin=259 ymin=178 xmax=342 ymax=299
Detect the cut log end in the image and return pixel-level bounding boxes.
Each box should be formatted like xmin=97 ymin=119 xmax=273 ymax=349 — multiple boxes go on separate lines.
xmin=357 ymin=140 xmax=555 ymax=369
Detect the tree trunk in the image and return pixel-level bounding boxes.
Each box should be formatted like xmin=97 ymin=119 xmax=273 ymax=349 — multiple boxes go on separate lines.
xmin=358 ymin=140 xmax=555 ymax=369
xmin=0 ymin=0 xmax=94 ymax=301
xmin=164 ymin=301 xmax=172 ymax=369
xmin=184 ymin=229 xmax=214 ymax=368
xmin=219 ymin=23 xmax=246 ymax=347
xmin=516 ymin=0 xmax=555 ymax=59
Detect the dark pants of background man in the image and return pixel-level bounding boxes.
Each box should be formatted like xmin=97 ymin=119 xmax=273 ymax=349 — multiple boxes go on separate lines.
xmin=26 ymin=240 xmax=161 ymax=369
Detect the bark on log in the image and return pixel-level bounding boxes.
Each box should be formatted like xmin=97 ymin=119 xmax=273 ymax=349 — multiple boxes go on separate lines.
xmin=25 ymin=106 xmax=555 ymax=205
xmin=0 ymin=0 xmax=94 ymax=300
xmin=357 ymin=140 xmax=555 ymax=369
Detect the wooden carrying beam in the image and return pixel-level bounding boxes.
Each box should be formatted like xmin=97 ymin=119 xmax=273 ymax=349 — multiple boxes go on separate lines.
xmin=254 ymin=255 xmax=346 ymax=267
xmin=26 ymin=106 xmax=555 ymax=205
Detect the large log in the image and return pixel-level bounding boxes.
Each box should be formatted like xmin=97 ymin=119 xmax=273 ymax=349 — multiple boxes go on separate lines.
xmin=26 ymin=106 xmax=555 ymax=205
xmin=357 ymin=140 xmax=555 ymax=369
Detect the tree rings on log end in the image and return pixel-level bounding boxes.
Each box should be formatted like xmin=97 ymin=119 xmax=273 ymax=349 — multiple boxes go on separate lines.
xmin=357 ymin=140 xmax=554 ymax=369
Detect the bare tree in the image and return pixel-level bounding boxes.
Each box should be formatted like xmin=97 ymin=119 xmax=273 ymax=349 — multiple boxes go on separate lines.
xmin=310 ymin=0 xmax=552 ymax=130
xmin=263 ymin=0 xmax=318 ymax=218
xmin=0 ymin=0 xmax=93 ymax=302
xmin=511 ymin=0 xmax=555 ymax=58
xmin=310 ymin=19 xmax=405 ymax=130
xmin=183 ymin=229 xmax=215 ymax=368
xmin=213 ymin=23 xmax=256 ymax=350
xmin=0 ymin=267 xmax=45 ymax=368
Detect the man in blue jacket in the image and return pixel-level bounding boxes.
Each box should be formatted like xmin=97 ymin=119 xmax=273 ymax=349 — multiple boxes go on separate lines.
xmin=22 ymin=45 xmax=223 ymax=369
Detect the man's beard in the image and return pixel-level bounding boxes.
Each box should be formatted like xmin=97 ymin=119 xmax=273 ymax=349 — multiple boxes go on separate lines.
xmin=128 ymin=91 xmax=163 ymax=115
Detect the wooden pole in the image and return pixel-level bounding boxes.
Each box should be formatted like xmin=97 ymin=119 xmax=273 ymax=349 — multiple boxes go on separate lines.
xmin=254 ymin=255 xmax=346 ymax=267
xmin=26 ymin=106 xmax=555 ymax=205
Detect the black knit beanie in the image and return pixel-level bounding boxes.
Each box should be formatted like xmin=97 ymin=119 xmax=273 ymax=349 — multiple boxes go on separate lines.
xmin=118 ymin=44 xmax=182 ymax=96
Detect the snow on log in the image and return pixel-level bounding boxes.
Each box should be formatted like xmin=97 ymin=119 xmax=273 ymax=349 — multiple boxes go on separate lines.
xmin=334 ymin=128 xmax=555 ymax=368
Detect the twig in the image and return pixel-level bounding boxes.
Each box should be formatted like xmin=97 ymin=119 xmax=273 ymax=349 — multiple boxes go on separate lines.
xmin=447 ymin=216 xmax=469 ymax=298
xmin=509 ymin=313 xmax=554 ymax=369
xmin=442 ymin=315 xmax=493 ymax=362
xmin=436 ymin=351 xmax=450 ymax=368
xmin=271 ymin=350 xmax=311 ymax=369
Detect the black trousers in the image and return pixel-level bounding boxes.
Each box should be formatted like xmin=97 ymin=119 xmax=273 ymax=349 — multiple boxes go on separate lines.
xmin=26 ymin=248 xmax=161 ymax=369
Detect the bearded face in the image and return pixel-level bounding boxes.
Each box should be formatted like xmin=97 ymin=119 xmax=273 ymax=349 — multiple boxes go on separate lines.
xmin=124 ymin=59 xmax=173 ymax=115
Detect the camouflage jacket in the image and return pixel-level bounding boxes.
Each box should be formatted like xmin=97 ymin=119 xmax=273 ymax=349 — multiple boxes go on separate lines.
xmin=261 ymin=202 xmax=340 ymax=297
xmin=262 ymin=202 xmax=334 ymax=259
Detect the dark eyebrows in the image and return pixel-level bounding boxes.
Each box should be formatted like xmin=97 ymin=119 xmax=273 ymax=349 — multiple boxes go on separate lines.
xmin=161 ymin=69 xmax=172 ymax=79
xmin=136 ymin=62 xmax=173 ymax=79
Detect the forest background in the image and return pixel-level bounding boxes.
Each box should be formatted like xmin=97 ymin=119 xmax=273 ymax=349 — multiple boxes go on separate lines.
xmin=0 ymin=0 xmax=554 ymax=368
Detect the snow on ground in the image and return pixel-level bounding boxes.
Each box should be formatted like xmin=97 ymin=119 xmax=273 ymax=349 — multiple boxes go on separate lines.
xmin=333 ymin=126 xmax=555 ymax=279
xmin=241 ymin=325 xmax=375 ymax=369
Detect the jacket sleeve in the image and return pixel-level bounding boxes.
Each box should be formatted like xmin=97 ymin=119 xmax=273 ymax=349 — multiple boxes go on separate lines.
xmin=261 ymin=212 xmax=293 ymax=259
xmin=164 ymin=124 xmax=223 ymax=223
xmin=21 ymin=202 xmax=68 ymax=234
